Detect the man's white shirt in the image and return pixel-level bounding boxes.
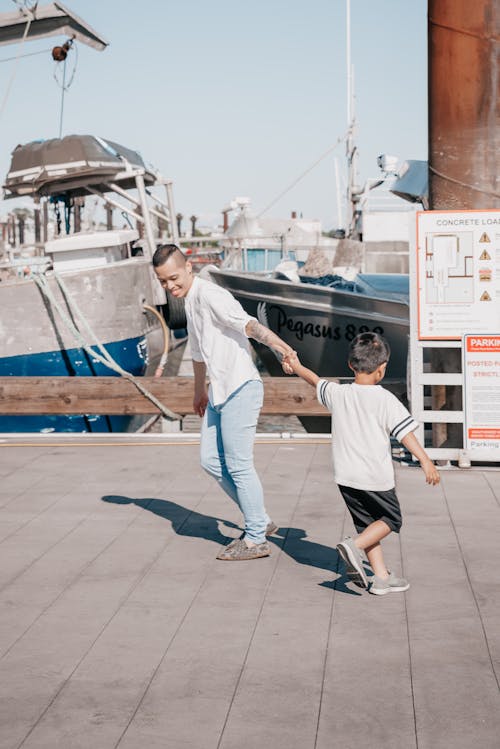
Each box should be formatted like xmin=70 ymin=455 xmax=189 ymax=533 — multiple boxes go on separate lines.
xmin=317 ymin=379 xmax=418 ymax=491
xmin=185 ymin=276 xmax=261 ymax=406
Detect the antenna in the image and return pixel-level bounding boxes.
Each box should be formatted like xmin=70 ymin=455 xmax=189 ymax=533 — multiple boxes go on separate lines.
xmin=345 ymin=0 xmax=359 ymax=237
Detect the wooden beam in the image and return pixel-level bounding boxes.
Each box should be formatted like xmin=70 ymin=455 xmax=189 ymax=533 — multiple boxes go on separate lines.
xmin=0 ymin=377 xmax=328 ymax=416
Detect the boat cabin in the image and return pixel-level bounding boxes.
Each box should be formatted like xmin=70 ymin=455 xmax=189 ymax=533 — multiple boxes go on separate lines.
xmin=44 ymin=229 xmax=139 ymax=271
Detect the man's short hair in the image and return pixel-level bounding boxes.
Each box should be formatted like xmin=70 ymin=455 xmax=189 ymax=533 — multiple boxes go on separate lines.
xmin=348 ymin=332 xmax=391 ymax=374
xmin=152 ymin=244 xmax=185 ymax=268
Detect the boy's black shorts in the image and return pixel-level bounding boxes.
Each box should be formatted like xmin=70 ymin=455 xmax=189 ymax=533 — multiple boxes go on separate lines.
xmin=338 ymin=485 xmax=402 ymax=533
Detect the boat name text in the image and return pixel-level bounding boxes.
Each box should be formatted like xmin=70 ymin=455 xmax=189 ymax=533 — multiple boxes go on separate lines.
xmin=270 ymin=305 xmax=384 ymax=342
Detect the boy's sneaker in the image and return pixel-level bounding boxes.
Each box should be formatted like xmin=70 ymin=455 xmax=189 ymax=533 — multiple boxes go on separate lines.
xmin=336 ymin=537 xmax=368 ymax=589
xmin=370 ymin=571 xmax=410 ymax=595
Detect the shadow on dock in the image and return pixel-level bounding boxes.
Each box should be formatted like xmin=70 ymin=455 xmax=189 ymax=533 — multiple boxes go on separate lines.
xmin=101 ymin=494 xmax=360 ymax=595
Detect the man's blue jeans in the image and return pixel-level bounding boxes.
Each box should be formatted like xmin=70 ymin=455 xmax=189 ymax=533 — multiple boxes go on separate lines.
xmin=200 ymin=379 xmax=270 ymax=544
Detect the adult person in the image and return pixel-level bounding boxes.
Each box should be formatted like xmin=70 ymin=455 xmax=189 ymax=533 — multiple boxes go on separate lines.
xmin=153 ymin=245 xmax=295 ymax=561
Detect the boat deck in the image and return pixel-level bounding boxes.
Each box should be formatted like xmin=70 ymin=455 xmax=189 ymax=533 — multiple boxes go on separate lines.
xmin=1 ymin=438 xmax=499 ymax=748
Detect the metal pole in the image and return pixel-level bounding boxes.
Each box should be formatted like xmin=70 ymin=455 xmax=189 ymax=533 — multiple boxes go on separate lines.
xmin=109 ymin=182 xmax=170 ymax=223
xmin=346 ymin=0 xmax=351 ymax=128
xmin=425 ymin=0 xmax=500 ymax=450
xmin=135 ymin=173 xmax=157 ymax=260
xmin=334 ymin=157 xmax=342 ymax=230
xmin=345 ymin=0 xmax=357 ymax=236
xmin=42 ymin=200 xmax=48 ymax=243
xmin=58 ymin=59 xmax=66 ymax=139
xmin=164 ymin=180 xmax=179 ymax=244
xmin=428 ymin=0 xmax=499 ymax=209
xmin=34 ymin=196 xmax=41 ymax=244
xmin=84 ymin=187 xmax=144 ymax=223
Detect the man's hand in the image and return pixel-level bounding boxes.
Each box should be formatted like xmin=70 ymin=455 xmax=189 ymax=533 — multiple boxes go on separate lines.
xmin=193 ymin=389 xmax=209 ymax=417
xmin=192 ymin=360 xmax=208 ymax=417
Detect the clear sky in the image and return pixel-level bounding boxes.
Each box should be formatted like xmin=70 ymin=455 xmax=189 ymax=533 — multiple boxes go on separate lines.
xmin=0 ymin=0 xmax=427 ymax=231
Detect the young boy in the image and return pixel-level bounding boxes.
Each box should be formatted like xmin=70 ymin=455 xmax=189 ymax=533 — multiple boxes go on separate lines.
xmin=285 ymin=332 xmax=440 ymax=595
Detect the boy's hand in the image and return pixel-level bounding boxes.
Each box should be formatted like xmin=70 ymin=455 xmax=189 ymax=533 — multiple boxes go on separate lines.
xmin=421 ymin=457 xmax=440 ymax=485
xmin=281 ymin=349 xmax=298 ymax=375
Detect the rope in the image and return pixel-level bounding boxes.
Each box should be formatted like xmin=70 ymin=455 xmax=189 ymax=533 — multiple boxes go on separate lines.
xmin=54 ymin=41 xmax=78 ymax=138
xmin=143 ymin=304 xmax=169 ymax=377
xmin=30 ymin=272 xmax=181 ymax=422
xmin=0 ymin=47 xmax=51 ymax=64
xmin=258 ymin=128 xmax=350 ymax=217
xmin=0 ymin=14 xmax=33 ymax=119
xmin=429 ymin=166 xmax=500 ymax=200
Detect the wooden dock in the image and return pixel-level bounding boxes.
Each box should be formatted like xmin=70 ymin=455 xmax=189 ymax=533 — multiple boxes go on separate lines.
xmin=0 ymin=438 xmax=499 ymax=748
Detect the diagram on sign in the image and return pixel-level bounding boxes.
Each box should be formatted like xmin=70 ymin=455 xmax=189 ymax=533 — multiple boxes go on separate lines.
xmin=425 ymin=232 xmax=473 ymax=304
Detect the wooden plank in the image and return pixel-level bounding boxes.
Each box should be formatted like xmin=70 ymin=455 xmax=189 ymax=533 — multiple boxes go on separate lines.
xmin=0 ymin=377 xmax=326 ymax=416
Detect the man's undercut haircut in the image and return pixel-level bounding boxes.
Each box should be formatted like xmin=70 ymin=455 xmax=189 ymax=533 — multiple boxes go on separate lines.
xmin=348 ymin=332 xmax=391 ymax=374
xmin=152 ymin=244 xmax=186 ymax=268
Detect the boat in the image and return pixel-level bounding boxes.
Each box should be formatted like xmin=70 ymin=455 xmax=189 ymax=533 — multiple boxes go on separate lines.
xmin=210 ymin=266 xmax=409 ymax=382
xmin=0 ymin=6 xmax=181 ymax=433
xmin=219 ymin=197 xmax=338 ymax=273
xmin=0 ymin=133 xmax=177 ymax=433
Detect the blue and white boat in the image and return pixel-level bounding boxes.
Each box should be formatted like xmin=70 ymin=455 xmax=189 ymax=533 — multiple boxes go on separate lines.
xmin=0 ymin=134 xmax=176 ymax=432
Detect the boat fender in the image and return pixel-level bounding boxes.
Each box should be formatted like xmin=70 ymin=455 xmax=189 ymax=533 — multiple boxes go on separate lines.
xmin=163 ymin=290 xmax=187 ymax=330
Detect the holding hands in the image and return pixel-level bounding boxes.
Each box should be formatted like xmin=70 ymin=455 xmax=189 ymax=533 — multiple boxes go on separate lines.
xmin=281 ymin=349 xmax=299 ymax=375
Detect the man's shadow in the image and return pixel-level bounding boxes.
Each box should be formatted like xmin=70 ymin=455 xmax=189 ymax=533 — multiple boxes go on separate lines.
xmin=102 ymin=495 xmax=361 ymax=596
xmin=102 ymin=494 xmax=238 ymax=545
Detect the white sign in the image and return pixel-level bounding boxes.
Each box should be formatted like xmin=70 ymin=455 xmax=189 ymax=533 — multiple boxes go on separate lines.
xmin=416 ymin=210 xmax=500 ymax=340
xmin=463 ymin=334 xmax=500 ymax=452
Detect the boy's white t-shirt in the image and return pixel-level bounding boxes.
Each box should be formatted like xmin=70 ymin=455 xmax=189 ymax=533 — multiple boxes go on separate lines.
xmin=317 ymin=379 xmax=418 ymax=491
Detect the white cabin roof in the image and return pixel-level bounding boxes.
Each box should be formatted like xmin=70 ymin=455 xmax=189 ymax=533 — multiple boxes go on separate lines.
xmin=45 ymin=230 xmax=139 ymax=253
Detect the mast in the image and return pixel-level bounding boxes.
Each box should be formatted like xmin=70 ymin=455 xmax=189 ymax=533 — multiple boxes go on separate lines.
xmin=345 ymin=0 xmax=359 ymax=237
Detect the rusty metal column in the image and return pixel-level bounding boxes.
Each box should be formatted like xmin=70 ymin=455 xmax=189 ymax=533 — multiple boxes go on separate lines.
xmin=428 ymin=0 xmax=500 ymax=210
xmin=428 ymin=0 xmax=499 ymax=449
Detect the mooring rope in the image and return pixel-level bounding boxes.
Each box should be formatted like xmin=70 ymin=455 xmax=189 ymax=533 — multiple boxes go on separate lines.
xmin=30 ymin=271 xmax=181 ymax=422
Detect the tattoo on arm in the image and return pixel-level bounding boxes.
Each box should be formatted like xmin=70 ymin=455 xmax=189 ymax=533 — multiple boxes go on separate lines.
xmin=246 ymin=319 xmax=291 ymax=357
xmin=247 ymin=319 xmax=275 ymax=347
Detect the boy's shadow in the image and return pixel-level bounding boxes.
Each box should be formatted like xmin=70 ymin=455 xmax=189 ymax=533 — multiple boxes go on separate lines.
xmin=102 ymin=495 xmax=361 ymax=596
xmin=269 ymin=528 xmax=362 ymax=596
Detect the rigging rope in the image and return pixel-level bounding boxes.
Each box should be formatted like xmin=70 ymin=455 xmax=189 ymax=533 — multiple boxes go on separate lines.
xmin=0 ymin=47 xmax=51 ymax=64
xmin=0 ymin=14 xmax=33 ymax=120
xmin=30 ymin=271 xmax=181 ymax=422
xmin=429 ymin=166 xmax=500 ymax=201
xmin=54 ymin=41 xmax=78 ymax=138
xmin=257 ymin=128 xmax=350 ymax=217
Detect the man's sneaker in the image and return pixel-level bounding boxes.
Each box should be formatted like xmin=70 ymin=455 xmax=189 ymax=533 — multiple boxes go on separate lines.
xmin=336 ymin=537 xmax=368 ymax=589
xmin=370 ymin=571 xmax=410 ymax=595
xmin=216 ymin=538 xmax=271 ymax=561
xmin=266 ymin=521 xmax=279 ymax=536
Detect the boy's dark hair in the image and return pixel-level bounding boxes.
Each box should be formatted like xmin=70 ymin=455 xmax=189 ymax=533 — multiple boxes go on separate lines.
xmin=152 ymin=244 xmax=185 ymax=267
xmin=348 ymin=332 xmax=391 ymax=374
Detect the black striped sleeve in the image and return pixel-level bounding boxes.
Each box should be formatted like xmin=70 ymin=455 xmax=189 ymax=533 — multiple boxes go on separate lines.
xmin=391 ymin=415 xmax=417 ymax=440
xmin=317 ymin=379 xmax=330 ymax=407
